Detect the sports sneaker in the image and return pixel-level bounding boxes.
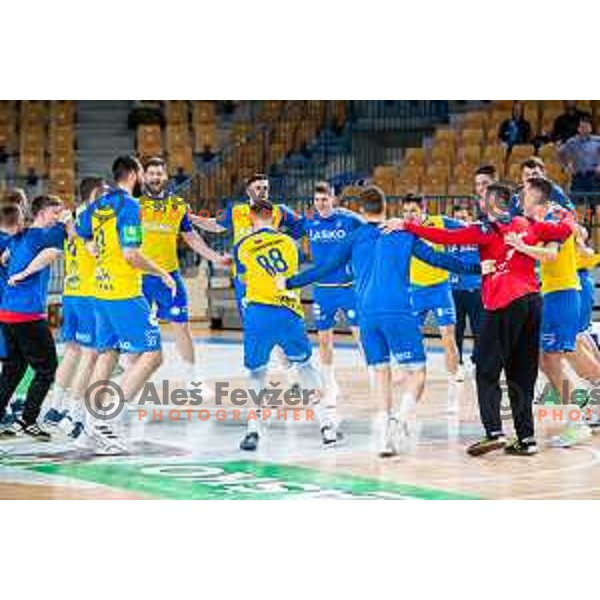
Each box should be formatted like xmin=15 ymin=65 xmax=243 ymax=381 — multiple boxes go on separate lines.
xmin=0 ymin=421 xmax=18 ymax=439
xmin=401 ymin=419 xmax=419 ymax=452
xmin=321 ymin=425 xmax=339 ymax=447
xmin=43 ymin=408 xmax=66 ymax=428
xmin=379 ymin=417 xmax=401 ymax=458
xmin=240 ymin=432 xmax=259 ymax=451
xmin=586 ymin=410 xmax=600 ymax=431
xmin=504 ymin=437 xmax=538 ymax=456
xmin=466 ymin=434 xmax=507 ymax=457
xmin=454 ymin=366 xmax=466 ymax=383
xmin=9 ymin=420 xmax=52 ymax=442
xmin=549 ymin=423 xmax=593 ymax=448
xmin=88 ymin=423 xmax=128 ymax=455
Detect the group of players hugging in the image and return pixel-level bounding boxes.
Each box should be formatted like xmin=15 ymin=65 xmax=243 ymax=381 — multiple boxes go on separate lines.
xmin=0 ymin=154 xmax=598 ymax=457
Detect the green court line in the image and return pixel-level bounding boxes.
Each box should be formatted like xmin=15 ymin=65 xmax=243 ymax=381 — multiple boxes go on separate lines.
xmin=18 ymin=459 xmax=480 ymax=500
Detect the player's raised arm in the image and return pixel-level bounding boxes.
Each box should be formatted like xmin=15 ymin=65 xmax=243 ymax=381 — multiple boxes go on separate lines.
xmin=277 ymin=203 xmax=307 ymax=240
xmin=406 ymin=220 xmax=487 ymax=246
xmin=528 ymin=218 xmax=574 ymax=244
xmin=8 ymin=247 xmax=63 ymax=286
xmin=285 ymin=233 xmax=354 ymax=289
xmin=179 ymin=212 xmax=231 ymax=266
xmin=189 ymin=213 xmax=227 ymax=233
xmin=411 ymin=237 xmax=481 ymax=274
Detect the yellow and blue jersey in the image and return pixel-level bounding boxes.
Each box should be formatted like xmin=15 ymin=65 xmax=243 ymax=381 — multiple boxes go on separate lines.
xmin=576 ymin=250 xmax=600 ymax=271
xmin=234 ymin=227 xmax=303 ymax=318
xmin=540 ymin=206 xmax=580 ymax=295
xmin=410 ymin=215 xmax=463 ymax=287
xmin=220 ymin=201 xmax=304 ymax=278
xmin=138 ymin=193 xmax=193 ymax=273
xmin=76 ymin=191 xmax=144 ymax=301
xmin=63 ymin=235 xmax=96 ymax=298
xmin=540 ymin=235 xmax=581 ymax=294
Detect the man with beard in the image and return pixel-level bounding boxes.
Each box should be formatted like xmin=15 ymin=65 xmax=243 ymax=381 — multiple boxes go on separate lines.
xmin=139 ymin=157 xmax=230 ymax=386
xmin=75 ymin=155 xmax=176 ymax=454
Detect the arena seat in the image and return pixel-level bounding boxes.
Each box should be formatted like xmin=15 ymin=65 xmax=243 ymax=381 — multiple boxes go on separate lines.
xmin=508 ymin=144 xmax=535 ymax=162
xmin=460 ymin=129 xmax=484 ymax=146
xmin=191 ymin=101 xmax=216 ymax=123
xmin=460 ymin=112 xmax=487 ymax=131
xmin=165 ymin=101 xmax=189 ymax=125
xmin=137 ymin=124 xmax=163 ymax=157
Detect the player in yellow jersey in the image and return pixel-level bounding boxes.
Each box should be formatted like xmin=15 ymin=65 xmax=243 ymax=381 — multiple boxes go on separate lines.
xmin=401 ymin=194 xmax=463 ymax=409
xmin=192 ymin=173 xmax=305 ymax=388
xmin=575 ymin=226 xmax=600 ymax=357
xmin=140 ymin=157 xmax=230 ymax=384
xmin=76 ymin=156 xmax=177 ymax=454
xmin=234 ymin=200 xmax=337 ymax=451
xmin=505 ymin=177 xmax=600 ymax=447
xmin=42 ymin=178 xmax=105 ymax=437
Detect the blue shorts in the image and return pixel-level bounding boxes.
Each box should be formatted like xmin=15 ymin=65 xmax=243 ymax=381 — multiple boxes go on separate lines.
xmin=541 ymin=289 xmax=580 ymax=353
xmin=312 ymin=285 xmax=358 ymax=331
xmin=142 ymin=270 xmax=188 ymax=323
xmin=95 ymin=297 xmax=161 ymax=354
xmin=578 ymin=270 xmax=594 ymax=333
xmin=412 ymin=281 xmax=456 ymax=327
xmin=0 ymin=324 xmax=7 ymax=360
xmin=61 ymin=296 xmax=97 ymax=348
xmin=359 ymin=312 xmax=426 ymax=367
xmin=243 ymin=303 xmax=312 ymax=371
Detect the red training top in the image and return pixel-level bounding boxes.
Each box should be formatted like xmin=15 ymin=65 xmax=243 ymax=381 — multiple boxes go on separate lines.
xmin=405 ymin=216 xmax=574 ymax=311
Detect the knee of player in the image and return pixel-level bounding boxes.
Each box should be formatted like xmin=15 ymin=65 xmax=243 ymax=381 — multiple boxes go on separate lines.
xmin=540 ymin=352 xmax=560 ymax=371
xmin=295 ymin=360 xmax=322 ymax=392
xmin=318 ymin=330 xmax=334 ymax=348
xmin=146 ymin=350 xmax=163 ymax=369
xmin=64 ymin=342 xmax=82 ymax=358
xmin=82 ymin=348 xmax=99 ymax=361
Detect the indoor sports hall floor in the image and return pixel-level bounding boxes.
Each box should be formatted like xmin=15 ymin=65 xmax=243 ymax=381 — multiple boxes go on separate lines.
xmin=2 ymin=327 xmax=600 ymax=500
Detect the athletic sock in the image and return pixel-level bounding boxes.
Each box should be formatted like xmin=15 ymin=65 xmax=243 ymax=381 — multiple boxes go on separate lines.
xmin=247 ymin=368 xmax=268 ymax=435
xmin=320 ymin=363 xmax=339 ymax=395
xmin=297 ymin=361 xmax=336 ymax=429
xmin=447 ymin=379 xmax=459 ymax=412
xmin=398 ymin=392 xmax=416 ymax=421
xmin=48 ymin=385 xmax=68 ymax=413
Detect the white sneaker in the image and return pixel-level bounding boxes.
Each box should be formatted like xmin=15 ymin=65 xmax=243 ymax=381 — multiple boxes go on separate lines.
xmin=400 ymin=419 xmax=419 ymax=452
xmin=549 ymin=423 xmax=593 ymax=448
xmin=88 ymin=423 xmax=129 ymax=455
xmin=379 ymin=417 xmax=401 ymax=458
xmin=320 ymin=424 xmax=342 ymax=447
xmin=454 ymin=366 xmax=466 ymax=383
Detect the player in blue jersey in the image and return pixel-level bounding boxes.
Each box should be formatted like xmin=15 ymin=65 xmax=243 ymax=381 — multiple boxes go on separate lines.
xmin=293 ymin=182 xmax=363 ymax=403
xmin=0 ymin=204 xmax=23 ymax=364
xmin=448 ymin=203 xmax=483 ymax=379
xmin=283 ymin=186 xmax=481 ymax=456
xmin=509 ymin=156 xmax=574 ymax=216
xmin=0 ymin=196 xmax=69 ymax=440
